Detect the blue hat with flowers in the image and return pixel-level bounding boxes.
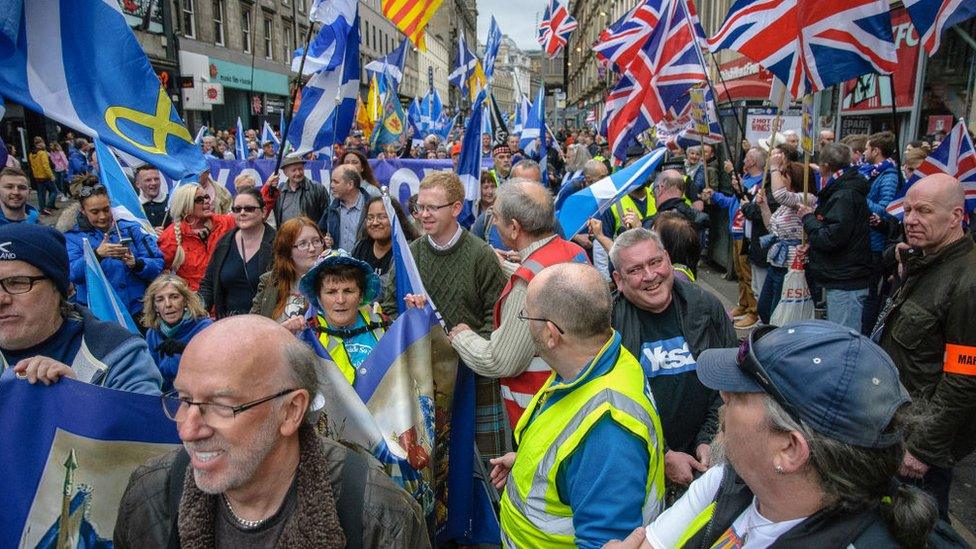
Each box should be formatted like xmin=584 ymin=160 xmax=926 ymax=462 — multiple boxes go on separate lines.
xmin=299 ymin=249 xmax=382 ymax=312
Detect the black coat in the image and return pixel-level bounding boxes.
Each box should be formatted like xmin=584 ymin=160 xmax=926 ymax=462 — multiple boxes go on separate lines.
xmin=802 ymin=168 xmax=873 ymax=290
xmin=198 ymin=225 xmax=276 ymax=317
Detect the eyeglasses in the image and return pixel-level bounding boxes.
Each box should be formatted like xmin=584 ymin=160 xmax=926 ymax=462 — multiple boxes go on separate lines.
xmin=517 ymin=309 xmax=565 ymax=334
xmin=161 ymin=388 xmax=300 ymax=423
xmin=193 ymin=194 xmax=212 ymax=204
xmin=231 ymin=205 xmax=261 ymax=214
xmin=293 ymin=238 xmax=324 ymax=251
xmin=411 ymin=203 xmax=454 ymax=215
xmin=735 ymin=325 xmax=804 ymax=425
xmin=78 ymin=184 xmax=106 ymax=198
xmin=0 ymin=275 xmax=47 ymax=295
xmin=365 ymin=213 xmax=389 ymax=223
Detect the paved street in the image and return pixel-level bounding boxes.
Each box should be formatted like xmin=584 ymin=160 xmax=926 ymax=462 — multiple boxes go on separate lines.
xmin=697 ymin=264 xmax=976 ymax=543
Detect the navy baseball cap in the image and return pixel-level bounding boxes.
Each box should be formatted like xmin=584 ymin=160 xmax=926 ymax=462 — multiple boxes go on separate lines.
xmin=697 ymin=320 xmax=911 ymax=449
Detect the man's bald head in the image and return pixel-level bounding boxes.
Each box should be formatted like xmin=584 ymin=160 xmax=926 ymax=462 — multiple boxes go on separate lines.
xmin=908 ymin=173 xmax=965 ymax=210
xmin=494 ymin=178 xmax=556 ymax=237
xmin=582 ymin=159 xmax=608 ymax=182
xmin=904 ymin=173 xmax=967 ymax=254
xmin=527 ymin=263 xmax=612 ymax=340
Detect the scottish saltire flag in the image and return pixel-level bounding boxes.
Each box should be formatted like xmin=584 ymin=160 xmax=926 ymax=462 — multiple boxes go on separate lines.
xmin=886 ymin=120 xmax=976 ymax=218
xmin=194 ymin=125 xmax=208 ymax=145
xmin=437 ymin=113 xmax=458 ymax=142
xmin=457 ymin=90 xmax=487 ymax=228
xmin=0 ymin=373 xmax=180 ymax=545
xmin=558 ymin=147 xmax=667 ymax=238
xmin=512 ymin=94 xmax=531 ymax=137
xmin=520 ymin=85 xmax=546 ymax=158
xmin=0 ymin=97 xmax=7 ymax=168
xmin=0 ymin=0 xmax=205 ymax=180
xmin=382 ymin=195 xmax=435 ymax=316
xmin=905 ymin=0 xmax=976 ymax=55
xmin=287 ymin=14 xmax=361 ymax=156
xmin=235 ymin=117 xmax=247 ymax=160
xmin=365 ymin=38 xmax=409 ymax=88
xmin=82 ymin=238 xmax=140 ymax=334
xmin=262 ymin=121 xmax=280 ymax=152
xmin=707 ymin=0 xmax=898 ymax=101
xmin=593 ymin=0 xmax=663 ymax=73
xmin=484 ymin=16 xmax=503 ymax=82
xmin=94 ymin=140 xmax=155 ymax=239
xmin=449 ymin=32 xmax=487 ymax=102
xmin=538 ymin=0 xmax=578 ymax=58
xmin=292 ymin=0 xmax=357 ymax=74
xmin=481 ymin=101 xmax=494 ymax=139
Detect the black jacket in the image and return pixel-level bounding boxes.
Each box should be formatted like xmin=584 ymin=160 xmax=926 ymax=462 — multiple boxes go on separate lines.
xmin=643 ymin=196 xmax=710 ymax=232
xmin=198 ymin=225 xmax=276 ymax=318
xmin=318 ymin=187 xmax=370 ymax=250
xmin=802 ymin=168 xmax=873 ymax=290
xmin=740 ymin=177 xmax=780 ymax=268
xmin=272 ymin=178 xmax=329 ymax=227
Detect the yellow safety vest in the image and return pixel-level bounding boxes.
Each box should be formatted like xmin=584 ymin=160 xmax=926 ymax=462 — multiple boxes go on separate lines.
xmin=315 ymin=306 xmax=386 ymax=384
xmin=610 ymin=189 xmax=657 ymax=234
xmin=674 ymin=263 xmax=696 ymax=282
xmin=499 ymin=334 xmax=666 ymax=548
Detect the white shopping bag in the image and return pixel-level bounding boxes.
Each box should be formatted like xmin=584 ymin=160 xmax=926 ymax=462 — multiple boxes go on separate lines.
xmin=770 ymin=252 xmax=815 ymax=325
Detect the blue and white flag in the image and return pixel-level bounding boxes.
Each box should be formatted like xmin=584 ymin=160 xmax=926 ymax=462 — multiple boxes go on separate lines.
xmin=235 ymin=117 xmax=247 ymax=160
xmin=383 ymin=195 xmax=435 ymax=317
xmin=0 ymin=0 xmax=205 ymax=180
xmin=82 ymin=238 xmax=141 ymax=334
xmin=364 ymin=37 xmax=409 ymax=89
xmin=194 ymin=125 xmax=208 ymax=145
xmin=457 ymin=90 xmax=487 ymax=228
xmin=287 ymin=13 xmax=361 ymax=156
xmin=483 ymin=16 xmax=502 ymax=83
xmin=261 ymin=121 xmax=280 ymax=151
xmin=292 ymin=0 xmax=357 ymax=74
xmin=407 ymin=98 xmax=425 ymax=148
xmin=0 ymin=97 xmax=7 ymax=168
xmin=0 ymin=373 xmax=180 ymax=545
xmin=557 ymin=147 xmax=666 ymax=239
xmin=512 ymin=94 xmax=530 ymax=137
xmin=94 ymin=139 xmax=155 ymax=238
xmin=520 ymin=85 xmax=546 ymax=157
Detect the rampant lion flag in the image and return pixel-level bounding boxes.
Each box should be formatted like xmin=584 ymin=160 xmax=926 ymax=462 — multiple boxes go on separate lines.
xmin=370 ymin=75 xmax=406 ymax=152
xmin=381 ymin=0 xmax=445 ymax=50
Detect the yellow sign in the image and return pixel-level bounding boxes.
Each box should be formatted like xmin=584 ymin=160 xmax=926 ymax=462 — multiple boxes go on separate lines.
xmin=801 ymin=95 xmax=815 ymax=155
xmin=689 ymin=87 xmax=710 ymax=136
xmin=104 ymin=88 xmax=193 ymax=155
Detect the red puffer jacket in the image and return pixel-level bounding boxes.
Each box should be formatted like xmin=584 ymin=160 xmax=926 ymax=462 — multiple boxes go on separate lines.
xmin=158 ymin=214 xmax=236 ymax=290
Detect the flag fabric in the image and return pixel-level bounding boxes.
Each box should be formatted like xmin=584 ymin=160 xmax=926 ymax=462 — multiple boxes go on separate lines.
xmin=293 ymin=0 xmax=357 ymax=74
xmin=81 ymin=238 xmax=141 ymax=334
xmin=93 ymin=139 xmax=156 ymax=239
xmin=193 ymin=125 xmax=208 ymax=146
xmin=520 ymin=85 xmax=546 ymax=158
xmin=707 ymin=0 xmax=898 ymax=101
xmin=449 ymin=32 xmax=487 ymax=102
xmin=235 ymin=117 xmax=247 ymax=160
xmin=600 ymin=74 xmax=633 ymax=142
xmin=370 ymin=76 xmax=406 ymax=152
xmin=512 ymin=94 xmax=531 ymax=137
xmin=905 ymin=0 xmax=976 ymax=55
xmin=487 ymin=93 xmax=510 ymax=147
xmin=457 ymin=90 xmax=487 ymax=228
xmin=261 ymin=121 xmax=280 ymax=151
xmin=357 ymin=95 xmax=375 ymax=142
xmin=557 ymin=148 xmax=667 ymax=238
xmin=683 ymin=0 xmax=708 ymax=49
xmin=593 ymin=0 xmax=664 ymax=73
xmin=483 ymin=16 xmax=503 ymax=82
xmin=287 ymin=14 xmax=361 ymax=157
xmin=367 ymin=73 xmax=383 ymax=126
xmin=538 ymin=0 xmax=579 ymax=58
xmin=886 ymin=120 xmax=976 ymax=218
xmin=0 ymin=0 xmax=205 ymax=180
xmin=605 ymin=0 xmax=706 ymax=163
xmin=0 ymin=97 xmax=7 ymax=169
xmin=364 ymin=37 xmax=409 ymax=89
xmin=407 ymin=98 xmax=425 ymax=147
xmin=0 ymin=373 xmax=180 ymax=544
xmin=381 ymin=0 xmax=445 ymax=50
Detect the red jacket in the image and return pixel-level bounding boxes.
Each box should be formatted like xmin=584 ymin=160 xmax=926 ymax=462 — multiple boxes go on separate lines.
xmin=158 ymin=214 xmax=236 ymax=291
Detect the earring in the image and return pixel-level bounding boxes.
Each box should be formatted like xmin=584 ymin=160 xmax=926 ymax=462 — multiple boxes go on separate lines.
xmin=774 ymin=465 xmax=784 ymax=475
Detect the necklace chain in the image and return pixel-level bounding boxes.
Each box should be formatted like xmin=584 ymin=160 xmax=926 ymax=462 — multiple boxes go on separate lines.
xmin=223 ymin=495 xmax=268 ymax=529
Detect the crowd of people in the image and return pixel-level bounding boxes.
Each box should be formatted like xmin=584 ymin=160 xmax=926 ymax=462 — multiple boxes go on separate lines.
xmin=0 ymin=118 xmax=973 ymax=548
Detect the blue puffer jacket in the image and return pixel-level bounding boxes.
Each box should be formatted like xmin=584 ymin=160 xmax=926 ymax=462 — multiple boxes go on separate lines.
xmin=67 ymin=148 xmax=90 ymax=178
xmin=866 ymin=167 xmax=900 ymax=252
xmin=0 ymin=204 xmax=40 ymax=225
xmin=145 ymin=316 xmax=214 ymax=392
xmin=65 ymin=217 xmax=164 ymax=316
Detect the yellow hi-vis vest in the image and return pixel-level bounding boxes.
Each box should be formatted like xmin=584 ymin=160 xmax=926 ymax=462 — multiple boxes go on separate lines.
xmin=499 ymin=334 xmax=666 ymax=548
xmin=610 ymin=189 xmax=657 ymax=234
xmin=315 ymin=306 xmax=385 ymax=384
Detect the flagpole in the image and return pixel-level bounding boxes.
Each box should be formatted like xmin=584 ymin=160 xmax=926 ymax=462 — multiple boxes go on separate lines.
xmin=886 ymin=76 xmax=904 ymax=191
xmin=710 ymin=51 xmax=748 ymax=163
xmin=275 ymin=23 xmax=316 ymax=174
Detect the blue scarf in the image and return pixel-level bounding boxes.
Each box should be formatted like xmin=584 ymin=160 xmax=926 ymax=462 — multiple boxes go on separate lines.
xmin=859 ymin=158 xmax=896 ymax=180
xmin=160 ymin=311 xmax=192 ymax=338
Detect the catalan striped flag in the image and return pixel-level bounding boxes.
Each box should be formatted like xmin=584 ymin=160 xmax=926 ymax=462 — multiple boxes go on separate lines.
xmin=381 ymin=0 xmax=445 ymax=50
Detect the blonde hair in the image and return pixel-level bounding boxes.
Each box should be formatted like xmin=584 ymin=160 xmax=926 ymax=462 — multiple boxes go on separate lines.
xmin=903 ymin=147 xmax=928 ymax=170
xmin=234 ymin=173 xmax=256 ymax=192
xmin=142 ymin=274 xmax=209 ymax=329
xmin=168 ymin=184 xmax=202 ymax=272
xmin=419 ymin=171 xmax=465 ymax=204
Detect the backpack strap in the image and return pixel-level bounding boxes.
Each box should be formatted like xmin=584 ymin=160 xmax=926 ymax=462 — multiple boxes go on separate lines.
xmin=167 ymin=449 xmax=191 ymax=549
xmin=337 ymin=450 xmax=367 ymax=549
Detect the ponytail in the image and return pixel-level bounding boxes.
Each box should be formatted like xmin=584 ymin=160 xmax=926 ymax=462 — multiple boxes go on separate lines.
xmin=878 ymin=481 xmax=938 ymax=548
xmin=172 ymin=215 xmax=186 ymax=272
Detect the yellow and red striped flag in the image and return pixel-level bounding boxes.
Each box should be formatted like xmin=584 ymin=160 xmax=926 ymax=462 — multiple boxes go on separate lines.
xmin=381 ymin=0 xmax=445 ymax=50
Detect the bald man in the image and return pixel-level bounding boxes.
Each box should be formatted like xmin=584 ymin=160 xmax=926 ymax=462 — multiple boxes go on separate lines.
xmin=115 ymin=315 xmax=428 ymax=548
xmin=874 ymin=174 xmax=976 ymax=519
xmin=450 ymin=179 xmax=588 ymax=428
xmin=492 ymin=263 xmax=665 ymax=548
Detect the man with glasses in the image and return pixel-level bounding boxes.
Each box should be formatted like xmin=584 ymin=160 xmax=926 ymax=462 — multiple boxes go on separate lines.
xmin=270 ymin=155 xmax=327 ymax=228
xmin=609 ymin=228 xmax=735 ymax=489
xmin=114 ymin=315 xmax=428 ymax=547
xmin=0 ymin=167 xmax=40 ymax=225
xmin=610 ymin=320 xmax=944 ymax=549
xmin=387 ymin=171 xmax=507 ymax=460
xmin=0 ymin=223 xmax=160 ymax=394
xmin=320 ymin=164 xmax=370 ymax=252
xmin=492 ymin=262 xmax=665 ymax=548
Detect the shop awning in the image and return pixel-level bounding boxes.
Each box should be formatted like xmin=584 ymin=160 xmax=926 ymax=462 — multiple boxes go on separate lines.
xmin=716 ymin=79 xmax=771 ymax=103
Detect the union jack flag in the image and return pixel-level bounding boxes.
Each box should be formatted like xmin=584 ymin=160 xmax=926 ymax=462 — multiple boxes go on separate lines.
xmin=538 ymin=0 xmax=578 ymax=59
xmin=600 ymin=74 xmax=633 ymax=140
xmin=593 ymin=0 xmax=663 ymax=72
xmin=904 ymin=0 xmax=976 ymax=55
xmin=707 ymin=0 xmax=898 ymax=101
xmin=605 ymin=0 xmax=706 ymax=162
xmin=886 ymin=120 xmax=976 ymax=219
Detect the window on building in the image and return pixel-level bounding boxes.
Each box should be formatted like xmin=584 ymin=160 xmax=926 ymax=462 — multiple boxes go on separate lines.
xmin=263 ymin=17 xmax=273 ymax=59
xmin=283 ymin=23 xmax=293 ymax=63
xmin=373 ymin=27 xmax=377 ymax=52
xmin=181 ymin=0 xmax=195 ymax=38
xmin=212 ymin=0 xmax=224 ymax=45
xmin=241 ymin=5 xmax=252 ymax=54
xmin=364 ymin=21 xmax=370 ymax=48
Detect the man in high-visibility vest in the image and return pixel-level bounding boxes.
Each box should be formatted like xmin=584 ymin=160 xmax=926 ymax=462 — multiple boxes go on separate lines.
xmin=492 ymin=262 xmax=665 ymax=548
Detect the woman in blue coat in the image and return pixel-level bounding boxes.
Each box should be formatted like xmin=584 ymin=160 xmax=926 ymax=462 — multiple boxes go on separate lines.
xmin=142 ymin=274 xmax=213 ymax=392
xmin=64 ymin=176 xmax=164 ymax=319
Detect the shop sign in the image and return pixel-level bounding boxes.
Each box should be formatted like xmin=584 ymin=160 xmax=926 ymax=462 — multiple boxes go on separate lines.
xmin=745 ymin=108 xmax=802 ymax=148
xmin=202 ymin=83 xmax=224 ymax=105
xmin=840 ymin=7 xmax=920 ymax=114
xmin=840 ymin=116 xmax=873 ymax=137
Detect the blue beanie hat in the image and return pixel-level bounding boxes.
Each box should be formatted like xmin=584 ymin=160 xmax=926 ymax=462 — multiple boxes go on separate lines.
xmin=0 ymin=223 xmax=70 ymax=296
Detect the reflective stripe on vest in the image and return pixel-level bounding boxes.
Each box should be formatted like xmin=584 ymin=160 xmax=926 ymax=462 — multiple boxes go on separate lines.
xmin=499 ymin=339 xmax=665 ymax=548
xmin=610 ymin=190 xmax=657 ymax=233
xmin=494 ymin=237 xmax=590 ymax=428
xmin=675 ymin=501 xmax=717 ymax=548
xmin=674 ymin=263 xmax=696 ymax=282
xmin=316 ymin=306 xmax=385 ymax=384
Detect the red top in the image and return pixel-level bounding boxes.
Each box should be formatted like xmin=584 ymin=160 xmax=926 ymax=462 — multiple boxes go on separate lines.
xmin=158 ymin=214 xmax=236 ymax=291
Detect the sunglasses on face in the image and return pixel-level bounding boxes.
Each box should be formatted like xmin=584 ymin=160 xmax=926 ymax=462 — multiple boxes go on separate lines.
xmin=231 ymin=205 xmax=261 ymax=213
xmin=194 ymin=194 xmax=212 ymax=205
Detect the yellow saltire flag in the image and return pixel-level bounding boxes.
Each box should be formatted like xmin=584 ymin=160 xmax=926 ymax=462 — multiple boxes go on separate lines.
xmin=367 ymin=74 xmax=382 ymax=125
xmin=381 ymin=0 xmax=445 ymax=51
xmin=467 ymin=61 xmax=487 ymax=102
xmin=356 ymin=96 xmax=374 ymax=141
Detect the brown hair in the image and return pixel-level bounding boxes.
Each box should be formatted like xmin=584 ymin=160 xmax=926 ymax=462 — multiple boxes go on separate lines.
xmin=271 ymin=217 xmax=324 ymax=319
xmin=783 ymin=161 xmax=816 ymax=193
xmin=903 ymin=147 xmax=928 ymax=170
xmin=316 ymin=264 xmax=366 ymax=295
xmin=341 ymin=150 xmax=378 ymax=188
xmin=867 ymin=131 xmax=896 ymax=159
xmin=419 ymin=171 xmax=465 ymax=204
